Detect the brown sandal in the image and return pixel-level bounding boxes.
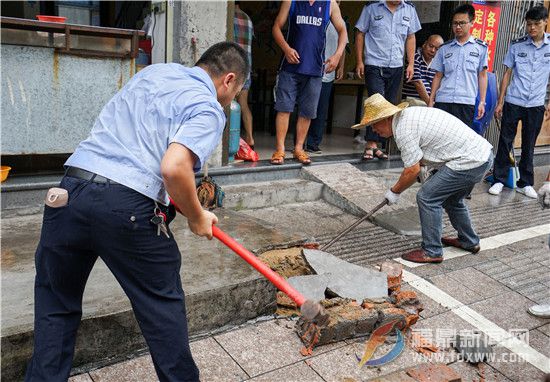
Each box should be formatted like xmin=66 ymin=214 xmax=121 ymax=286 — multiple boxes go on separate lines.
xmin=293 ymin=150 xmax=311 ymax=165
xmin=270 ymin=151 xmax=285 ymax=165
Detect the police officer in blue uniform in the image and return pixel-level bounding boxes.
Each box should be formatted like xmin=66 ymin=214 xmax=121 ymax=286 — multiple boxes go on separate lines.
xmin=489 ymin=6 xmax=550 ymax=199
xmin=24 ymin=42 xmax=248 ymax=382
xmin=355 ymin=0 xmax=421 ymax=160
xmin=429 ymin=4 xmax=489 ymax=128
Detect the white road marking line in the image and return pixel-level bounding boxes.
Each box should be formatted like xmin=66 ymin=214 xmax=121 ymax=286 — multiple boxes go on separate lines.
xmin=394 ymin=224 xmax=550 ymax=268
xmin=403 ymin=270 xmax=550 ymax=373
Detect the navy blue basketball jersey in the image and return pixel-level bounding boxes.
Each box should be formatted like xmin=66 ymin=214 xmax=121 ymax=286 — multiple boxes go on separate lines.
xmin=281 ymin=0 xmax=331 ymax=77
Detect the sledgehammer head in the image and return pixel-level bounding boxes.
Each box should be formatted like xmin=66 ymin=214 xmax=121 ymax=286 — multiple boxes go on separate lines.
xmin=300 ymin=300 xmax=330 ymax=327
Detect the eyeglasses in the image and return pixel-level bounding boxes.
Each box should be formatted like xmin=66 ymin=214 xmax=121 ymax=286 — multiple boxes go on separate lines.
xmin=452 ymin=21 xmax=470 ymax=27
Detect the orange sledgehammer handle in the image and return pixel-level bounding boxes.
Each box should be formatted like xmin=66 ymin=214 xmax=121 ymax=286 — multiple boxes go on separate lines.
xmin=212 ymin=225 xmax=307 ymax=307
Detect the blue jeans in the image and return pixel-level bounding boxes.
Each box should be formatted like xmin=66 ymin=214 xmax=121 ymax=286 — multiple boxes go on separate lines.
xmin=364 ymin=65 xmax=403 ymax=144
xmin=25 ymin=175 xmax=199 ymax=382
xmin=417 ymin=155 xmax=493 ymax=258
xmin=306 ymin=80 xmax=334 ymax=150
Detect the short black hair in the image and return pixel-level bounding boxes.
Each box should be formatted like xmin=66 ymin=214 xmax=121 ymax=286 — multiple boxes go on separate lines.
xmin=453 ymin=4 xmax=475 ymax=22
xmin=525 ymin=6 xmax=548 ymax=21
xmin=195 ymin=42 xmax=249 ymax=84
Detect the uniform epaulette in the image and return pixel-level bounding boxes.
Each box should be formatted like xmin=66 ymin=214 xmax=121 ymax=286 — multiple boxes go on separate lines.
xmin=442 ymin=39 xmax=453 ymax=46
xmin=474 ymin=38 xmax=488 ymax=46
xmin=404 ymin=0 xmax=415 ymax=7
xmin=511 ymin=35 xmax=528 ymax=44
xmin=365 ymin=1 xmax=376 ymax=8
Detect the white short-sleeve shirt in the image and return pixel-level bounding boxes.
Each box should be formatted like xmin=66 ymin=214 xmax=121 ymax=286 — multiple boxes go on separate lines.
xmin=392 ymin=107 xmax=492 ymax=171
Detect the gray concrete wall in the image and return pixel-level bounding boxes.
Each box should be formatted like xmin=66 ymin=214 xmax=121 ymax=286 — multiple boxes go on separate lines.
xmin=172 ymin=0 xmax=229 ymax=169
xmin=1 ymin=45 xmax=135 ymax=155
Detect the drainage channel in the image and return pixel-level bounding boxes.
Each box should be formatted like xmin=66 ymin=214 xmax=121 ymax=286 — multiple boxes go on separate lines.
xmin=314 ymin=200 xmax=550 ymax=266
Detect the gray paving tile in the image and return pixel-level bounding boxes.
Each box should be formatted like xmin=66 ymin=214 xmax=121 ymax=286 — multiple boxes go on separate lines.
xmin=444 ymin=267 xmax=509 ymax=299
xmin=487 ymin=345 xmax=546 ymax=382
xmin=190 ymin=337 xmax=249 ymax=382
xmin=214 ymin=320 xmax=306 ymax=377
xmin=69 ymin=374 xmax=94 ymax=382
xmin=428 ymin=274 xmax=485 ymax=304
xmin=89 ymin=355 xmax=157 ymax=382
xmin=500 ymin=267 xmax=550 ymax=289
xmin=247 ymin=361 xmax=323 ymax=382
xmin=468 ymin=291 xmax=547 ymax=331
xmin=528 ymin=329 xmax=550 ymax=358
xmin=308 ymin=343 xmax=428 ymax=382
xmin=447 ymin=361 xmax=511 ymax=382
xmin=537 ymin=324 xmax=550 ymax=337
xmin=516 ymin=283 xmax=548 ymax=295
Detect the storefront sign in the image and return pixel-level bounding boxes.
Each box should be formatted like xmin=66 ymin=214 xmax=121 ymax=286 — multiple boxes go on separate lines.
xmin=472 ymin=1 xmax=502 ymax=72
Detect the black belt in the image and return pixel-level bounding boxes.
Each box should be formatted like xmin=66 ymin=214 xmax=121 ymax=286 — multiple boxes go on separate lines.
xmin=66 ymin=167 xmax=118 ymax=184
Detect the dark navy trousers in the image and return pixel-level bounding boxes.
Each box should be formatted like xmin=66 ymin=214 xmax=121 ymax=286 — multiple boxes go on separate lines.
xmin=25 ymin=175 xmax=199 ymax=382
xmin=363 ymin=65 xmax=403 ymax=144
xmin=493 ymin=102 xmax=545 ymax=188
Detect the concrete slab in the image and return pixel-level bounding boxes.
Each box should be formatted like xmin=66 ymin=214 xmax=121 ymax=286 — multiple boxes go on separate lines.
xmin=287 ymin=274 xmax=330 ymax=302
xmin=486 ymin=345 xmax=547 ymax=381
xmin=528 ymin=329 xmax=550 ymax=358
xmin=301 ymin=163 xmax=418 ymax=216
xmin=467 ymin=291 xmax=547 ymax=332
xmin=308 ymin=342 xmax=429 ymax=381
xmin=538 ymin=323 xmax=550 ymax=337
xmin=68 ymin=374 xmax=94 ymax=382
xmin=223 ymin=178 xmax=323 ymax=210
xmin=442 ymin=267 xmax=509 ymax=299
xmin=0 ymin=209 xmax=300 ymax=380
xmin=447 ymin=361 xmax=511 ymax=382
xmin=212 ymin=320 xmax=305 ymax=377
xmin=428 ymin=274 xmax=485 ymax=304
xmin=190 ymin=337 xmax=249 ymax=382
xmin=374 ymin=206 xmax=422 ymax=236
xmin=247 ymin=362 xmax=324 ymax=382
xmin=88 ymin=355 xmax=157 ymax=382
xmin=302 ymin=249 xmax=388 ymax=300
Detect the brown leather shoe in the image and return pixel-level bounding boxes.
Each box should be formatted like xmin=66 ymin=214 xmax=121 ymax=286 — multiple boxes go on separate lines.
xmin=441 ymin=237 xmax=480 ymax=253
xmin=401 ymin=249 xmax=443 ymax=263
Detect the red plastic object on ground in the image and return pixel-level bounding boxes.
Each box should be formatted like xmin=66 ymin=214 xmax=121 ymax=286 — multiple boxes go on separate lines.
xmin=235 ymin=138 xmax=259 ymax=162
xmin=36 ymin=15 xmax=67 ymax=23
xmin=212 ymin=225 xmax=306 ymax=307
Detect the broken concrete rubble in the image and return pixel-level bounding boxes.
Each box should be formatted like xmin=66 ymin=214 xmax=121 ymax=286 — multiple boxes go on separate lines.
xmin=287 ymin=274 xmax=330 ymax=302
xmin=260 ymin=246 xmax=423 ymax=350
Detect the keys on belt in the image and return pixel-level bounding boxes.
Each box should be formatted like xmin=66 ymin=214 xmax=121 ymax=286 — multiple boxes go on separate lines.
xmin=150 ymin=202 xmax=170 ymax=238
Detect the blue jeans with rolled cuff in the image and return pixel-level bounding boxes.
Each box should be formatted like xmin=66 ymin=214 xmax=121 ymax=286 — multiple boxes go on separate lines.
xmin=417 ymin=154 xmax=493 ymax=258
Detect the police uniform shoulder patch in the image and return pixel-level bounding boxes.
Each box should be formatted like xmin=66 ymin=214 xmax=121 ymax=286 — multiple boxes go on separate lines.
xmin=511 ymin=35 xmax=528 ymax=44
xmin=474 ymin=38 xmax=488 ymax=47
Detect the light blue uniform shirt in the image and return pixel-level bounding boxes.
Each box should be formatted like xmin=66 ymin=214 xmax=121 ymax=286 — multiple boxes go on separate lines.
xmin=503 ymin=33 xmax=550 ymax=107
xmin=65 ymin=64 xmax=226 ymax=205
xmin=355 ymin=1 xmax=421 ymax=68
xmin=431 ymin=36 xmax=488 ymax=105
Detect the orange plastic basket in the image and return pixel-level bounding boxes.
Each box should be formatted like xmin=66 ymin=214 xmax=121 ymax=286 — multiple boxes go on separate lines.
xmin=36 ymin=15 xmax=67 ymax=23
xmin=1 ymin=166 xmax=12 ymax=183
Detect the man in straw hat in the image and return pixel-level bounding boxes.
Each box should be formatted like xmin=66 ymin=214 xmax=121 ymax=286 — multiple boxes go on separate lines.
xmin=353 ymin=94 xmax=493 ymax=263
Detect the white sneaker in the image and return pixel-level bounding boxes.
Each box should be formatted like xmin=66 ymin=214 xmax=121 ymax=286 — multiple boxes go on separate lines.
xmin=528 ymin=304 xmax=550 ymax=318
xmin=353 ymin=135 xmax=366 ymax=144
xmin=516 ymin=185 xmax=537 ymax=199
xmin=488 ymin=182 xmax=504 ymax=195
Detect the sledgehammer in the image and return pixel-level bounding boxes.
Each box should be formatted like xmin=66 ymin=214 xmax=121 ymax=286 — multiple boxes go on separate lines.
xmin=212 ymin=225 xmax=329 ymax=326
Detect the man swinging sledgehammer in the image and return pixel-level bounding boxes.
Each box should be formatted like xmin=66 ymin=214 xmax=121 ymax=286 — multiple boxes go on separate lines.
xmin=352 ymin=94 xmax=493 ymax=263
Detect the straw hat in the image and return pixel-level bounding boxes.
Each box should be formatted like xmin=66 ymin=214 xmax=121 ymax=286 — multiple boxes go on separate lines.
xmin=351 ymin=93 xmax=409 ymax=129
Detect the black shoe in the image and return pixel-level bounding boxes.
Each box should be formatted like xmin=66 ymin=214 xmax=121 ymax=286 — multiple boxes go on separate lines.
xmin=305 ymin=146 xmax=322 ymax=154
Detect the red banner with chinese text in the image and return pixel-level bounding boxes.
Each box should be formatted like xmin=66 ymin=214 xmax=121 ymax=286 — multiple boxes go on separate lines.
xmin=472 ymin=2 xmax=501 ymax=72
